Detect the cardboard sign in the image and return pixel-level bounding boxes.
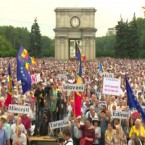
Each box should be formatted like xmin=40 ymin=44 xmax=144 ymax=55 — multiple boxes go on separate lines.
xmin=31 ymin=75 xmax=37 ymax=84
xmin=63 ymin=84 xmax=85 ymax=92
xmin=8 ymin=104 xmax=30 ymax=114
xmin=36 ymin=73 xmax=41 ymax=82
xmin=102 ymin=72 xmax=114 ymax=78
xmin=112 ymin=110 xmax=130 ymax=119
xmin=49 ymin=120 xmax=69 ymax=129
xmin=31 ymin=73 xmax=41 ymax=84
xmin=103 ymin=77 xmax=121 ymax=96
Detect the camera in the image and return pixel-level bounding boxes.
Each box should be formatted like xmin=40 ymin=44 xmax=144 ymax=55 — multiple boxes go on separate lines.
xmin=56 ymin=137 xmax=65 ymax=143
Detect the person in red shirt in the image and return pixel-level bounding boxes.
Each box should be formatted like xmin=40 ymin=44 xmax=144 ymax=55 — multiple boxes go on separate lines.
xmin=75 ymin=118 xmax=95 ymax=145
xmin=21 ymin=114 xmax=31 ymax=132
xmin=21 ymin=114 xmax=31 ymax=144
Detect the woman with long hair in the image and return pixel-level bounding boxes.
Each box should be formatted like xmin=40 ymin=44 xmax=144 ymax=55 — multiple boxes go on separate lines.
xmin=113 ymin=124 xmax=127 ymax=145
xmin=105 ymin=122 xmax=116 ymax=145
xmin=75 ymin=118 xmax=95 ymax=145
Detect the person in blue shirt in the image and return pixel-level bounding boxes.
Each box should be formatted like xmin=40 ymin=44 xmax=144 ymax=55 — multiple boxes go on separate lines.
xmin=0 ymin=119 xmax=10 ymax=145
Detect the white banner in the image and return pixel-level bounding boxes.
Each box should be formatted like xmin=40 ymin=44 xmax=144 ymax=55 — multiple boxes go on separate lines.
xmin=103 ymin=77 xmax=121 ymax=96
xmin=56 ymin=74 xmax=67 ymax=80
xmin=36 ymin=73 xmax=41 ymax=82
xmin=102 ymin=72 xmax=114 ymax=78
xmin=112 ymin=110 xmax=130 ymax=119
xmin=31 ymin=73 xmax=41 ymax=84
xmin=49 ymin=120 xmax=69 ymax=129
xmin=63 ymin=84 xmax=85 ymax=92
xmin=8 ymin=104 xmax=30 ymax=114
xmin=31 ymin=74 xmax=37 ymax=84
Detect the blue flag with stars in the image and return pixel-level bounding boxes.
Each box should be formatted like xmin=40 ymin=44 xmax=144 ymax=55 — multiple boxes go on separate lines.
xmin=17 ymin=58 xmax=31 ymax=94
xmin=75 ymin=42 xmax=81 ymax=61
xmin=126 ymin=77 xmax=145 ymax=122
xmin=78 ymin=55 xmax=82 ymax=77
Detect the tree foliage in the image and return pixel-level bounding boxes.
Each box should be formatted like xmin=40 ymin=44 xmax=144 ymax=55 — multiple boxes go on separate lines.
xmin=115 ymin=14 xmax=140 ymax=58
xmin=0 ymin=35 xmax=17 ymax=57
xmin=30 ymin=18 xmax=41 ymax=57
xmin=0 ymin=25 xmax=54 ymax=57
xmin=136 ymin=18 xmax=145 ymax=58
xmin=96 ymin=15 xmax=145 ymax=58
xmin=0 ymin=26 xmax=30 ymax=50
xmin=115 ymin=18 xmax=129 ymax=58
xmin=96 ymin=35 xmax=115 ymax=57
xmin=41 ymin=36 xmax=55 ymax=57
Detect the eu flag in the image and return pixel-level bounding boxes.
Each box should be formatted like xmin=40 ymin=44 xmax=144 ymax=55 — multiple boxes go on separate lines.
xmin=78 ymin=57 xmax=82 ymax=77
xmin=75 ymin=42 xmax=82 ymax=77
xmin=17 ymin=58 xmax=31 ymax=94
xmin=27 ymin=57 xmax=32 ymax=64
xmin=75 ymin=42 xmax=81 ymax=61
xmin=126 ymin=77 xmax=145 ymax=122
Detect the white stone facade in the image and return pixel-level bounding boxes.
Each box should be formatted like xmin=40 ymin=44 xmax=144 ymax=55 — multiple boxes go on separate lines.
xmin=54 ymin=8 xmax=97 ymax=60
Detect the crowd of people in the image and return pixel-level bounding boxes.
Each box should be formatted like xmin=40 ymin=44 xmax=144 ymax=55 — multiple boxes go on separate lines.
xmin=0 ymin=57 xmax=145 ymax=145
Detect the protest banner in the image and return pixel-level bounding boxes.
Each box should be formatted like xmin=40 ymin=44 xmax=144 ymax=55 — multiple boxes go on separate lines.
xmin=112 ymin=110 xmax=130 ymax=119
xmin=31 ymin=74 xmax=37 ymax=84
xmin=62 ymin=84 xmax=85 ymax=92
xmin=31 ymin=73 xmax=41 ymax=84
xmin=103 ymin=77 xmax=121 ymax=96
xmin=8 ymin=104 xmax=30 ymax=114
xmin=49 ymin=119 xmax=69 ymax=129
xmin=36 ymin=73 xmax=41 ymax=82
xmin=101 ymin=72 xmax=114 ymax=78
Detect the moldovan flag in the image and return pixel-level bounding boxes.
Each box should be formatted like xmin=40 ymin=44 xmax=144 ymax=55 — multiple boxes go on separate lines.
xmin=4 ymin=63 xmax=13 ymax=107
xmin=73 ymin=75 xmax=82 ymax=117
xmin=31 ymin=57 xmax=36 ymax=64
xmin=74 ymin=53 xmax=82 ymax=117
xmin=74 ymin=92 xmax=82 ymax=117
xmin=82 ymin=54 xmax=86 ymax=62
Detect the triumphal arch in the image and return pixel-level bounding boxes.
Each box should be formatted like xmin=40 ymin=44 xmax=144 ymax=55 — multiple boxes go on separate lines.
xmin=54 ymin=8 xmax=97 ymax=60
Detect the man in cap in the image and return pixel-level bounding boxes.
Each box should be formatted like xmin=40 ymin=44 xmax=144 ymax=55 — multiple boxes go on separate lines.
xmin=1 ymin=114 xmax=11 ymax=140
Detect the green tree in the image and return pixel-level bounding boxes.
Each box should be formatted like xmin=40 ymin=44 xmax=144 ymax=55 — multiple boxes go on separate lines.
xmin=115 ymin=14 xmax=141 ymax=59
xmin=128 ymin=14 xmax=140 ymax=58
xmin=136 ymin=18 xmax=145 ymax=58
xmin=0 ymin=26 xmax=30 ymax=50
xmin=0 ymin=35 xmax=17 ymax=57
xmin=30 ymin=18 xmax=41 ymax=57
xmin=96 ymin=35 xmax=115 ymax=57
xmin=115 ymin=18 xmax=129 ymax=58
xmin=41 ymin=36 xmax=54 ymax=57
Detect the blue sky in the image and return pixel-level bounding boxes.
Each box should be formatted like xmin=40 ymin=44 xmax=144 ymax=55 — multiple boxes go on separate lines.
xmin=0 ymin=0 xmax=144 ymax=38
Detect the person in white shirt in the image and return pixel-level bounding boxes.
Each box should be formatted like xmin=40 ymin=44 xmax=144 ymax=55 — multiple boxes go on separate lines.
xmin=13 ymin=125 xmax=27 ymax=145
xmin=58 ymin=128 xmax=73 ymax=145
xmin=11 ymin=117 xmax=27 ymax=143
